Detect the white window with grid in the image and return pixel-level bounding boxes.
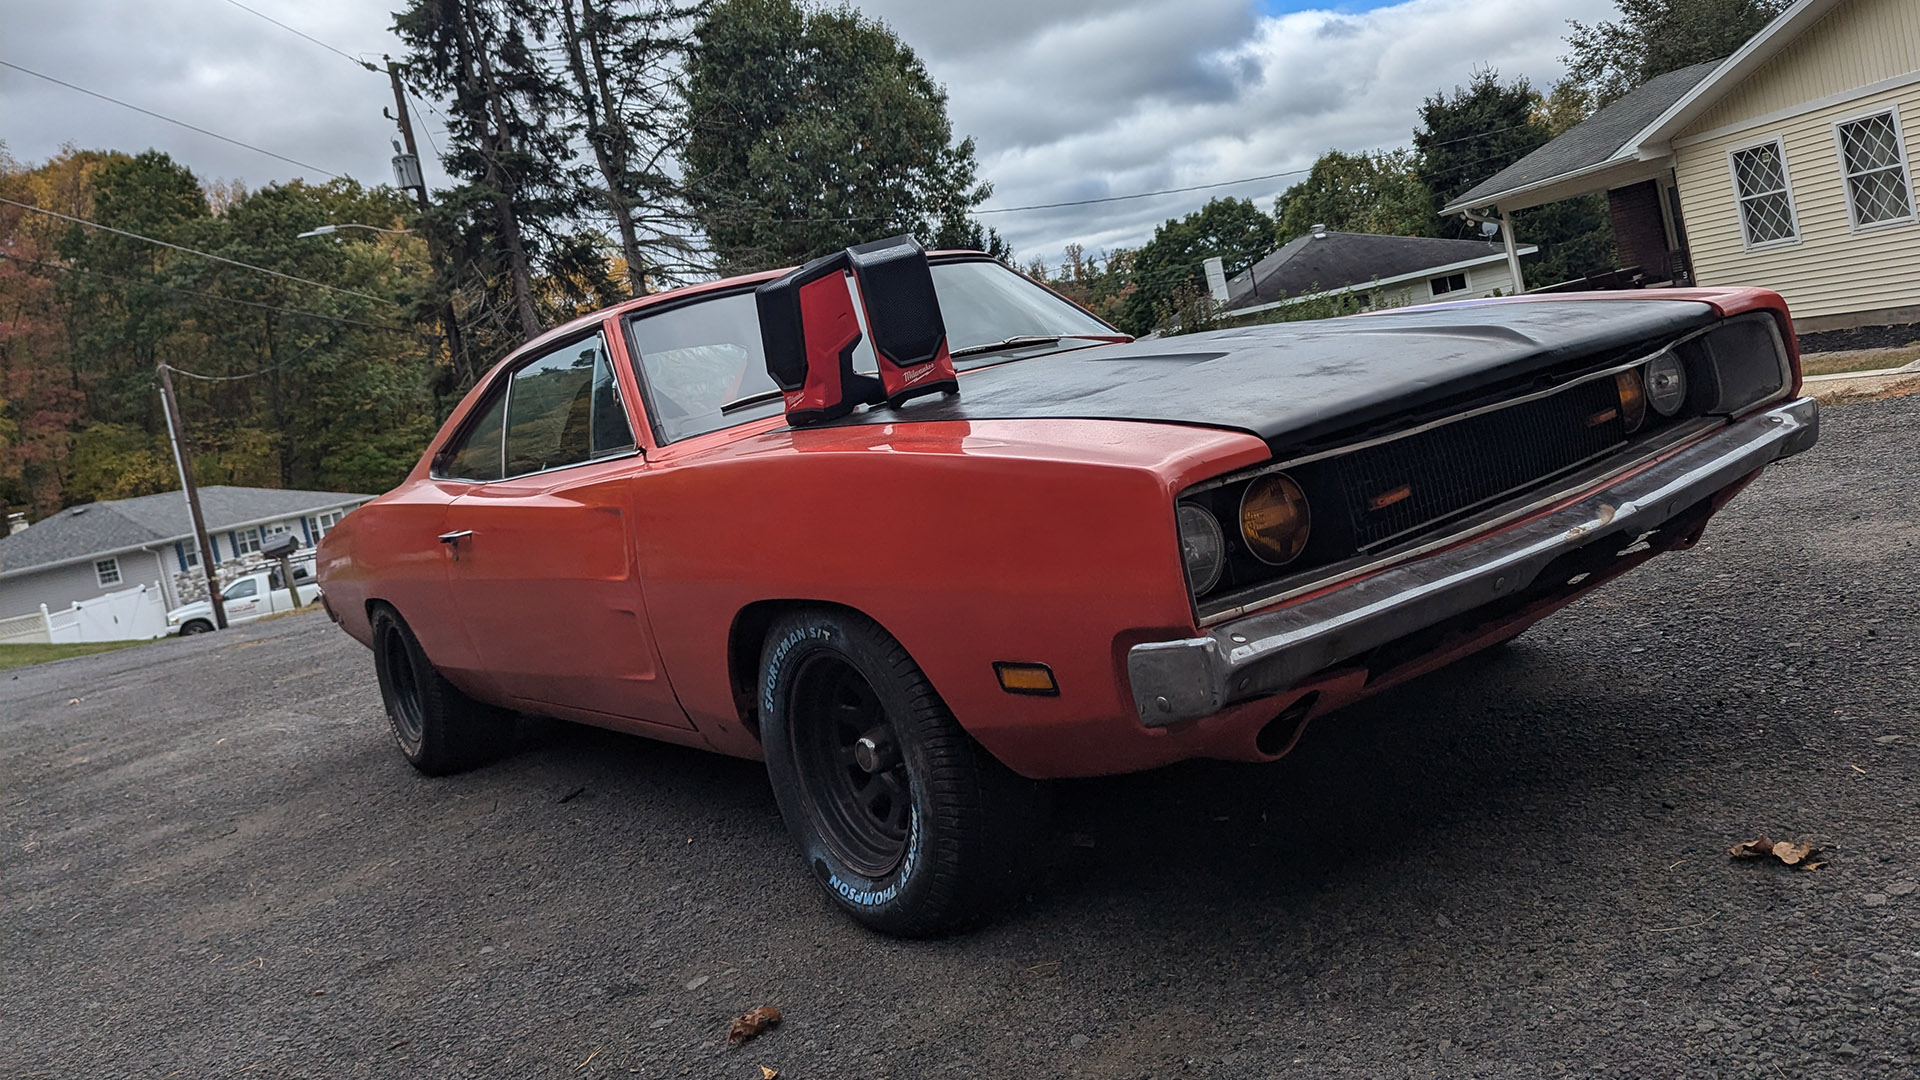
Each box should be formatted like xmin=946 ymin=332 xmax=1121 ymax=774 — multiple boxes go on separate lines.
xmin=1727 ymin=137 xmax=1800 ymax=249
xmin=233 ymin=527 xmax=261 ymax=555
xmin=95 ymin=558 xmax=121 ymax=587
xmin=1834 ymin=107 xmax=1915 ymax=231
xmin=313 ymin=508 xmax=348 ymax=539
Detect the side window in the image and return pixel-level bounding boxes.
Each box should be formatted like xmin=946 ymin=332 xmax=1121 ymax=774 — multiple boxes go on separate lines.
xmin=441 ymin=391 xmax=507 ymax=481
xmin=225 ymin=579 xmax=258 ymax=600
xmin=503 ymin=334 xmax=633 ymax=475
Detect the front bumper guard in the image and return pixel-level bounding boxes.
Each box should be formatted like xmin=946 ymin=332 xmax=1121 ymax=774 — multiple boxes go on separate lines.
xmin=1128 ymin=396 xmax=1819 ymax=726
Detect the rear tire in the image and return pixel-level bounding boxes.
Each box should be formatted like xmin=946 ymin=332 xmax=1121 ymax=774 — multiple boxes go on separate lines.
xmin=759 ymin=609 xmax=1046 ymax=937
xmin=371 ymin=606 xmax=515 ymax=775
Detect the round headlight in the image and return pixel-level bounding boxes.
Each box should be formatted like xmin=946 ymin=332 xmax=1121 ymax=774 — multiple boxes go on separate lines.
xmin=1614 ymin=368 xmax=1647 ymax=432
xmin=1645 ymin=351 xmax=1687 ymax=417
xmin=1176 ymin=504 xmax=1225 ymax=596
xmin=1239 ymin=473 xmax=1311 ymax=566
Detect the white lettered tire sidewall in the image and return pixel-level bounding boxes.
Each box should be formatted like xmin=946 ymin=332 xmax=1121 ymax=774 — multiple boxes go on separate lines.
xmin=758 ymin=610 xmax=970 ymax=936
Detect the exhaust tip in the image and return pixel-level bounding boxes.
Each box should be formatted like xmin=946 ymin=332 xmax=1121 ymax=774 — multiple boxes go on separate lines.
xmin=1255 ymin=692 xmax=1319 ymax=757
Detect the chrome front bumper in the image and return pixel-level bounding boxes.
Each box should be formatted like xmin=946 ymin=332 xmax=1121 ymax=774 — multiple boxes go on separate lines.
xmin=1127 ymin=396 xmax=1819 ymax=726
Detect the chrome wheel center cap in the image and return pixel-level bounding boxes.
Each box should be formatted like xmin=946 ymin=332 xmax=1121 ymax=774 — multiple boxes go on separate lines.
xmin=853 ymin=731 xmax=897 ymax=773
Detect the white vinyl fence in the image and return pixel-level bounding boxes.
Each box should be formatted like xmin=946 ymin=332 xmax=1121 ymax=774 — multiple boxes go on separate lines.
xmin=0 ymin=609 xmax=52 ymax=645
xmin=1 ymin=583 xmax=170 ymax=645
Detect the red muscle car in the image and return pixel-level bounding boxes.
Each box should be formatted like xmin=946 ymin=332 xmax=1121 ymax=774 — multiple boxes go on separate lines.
xmin=317 ymin=240 xmax=1818 ymax=935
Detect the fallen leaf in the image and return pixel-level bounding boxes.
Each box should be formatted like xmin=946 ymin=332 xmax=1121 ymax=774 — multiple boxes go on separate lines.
xmin=1730 ymin=836 xmax=1825 ymax=869
xmin=760 ymin=1068 xmax=780 ymax=1079
xmin=728 ymin=1006 xmax=782 ymax=1045
xmin=1771 ymin=840 xmax=1815 ymax=866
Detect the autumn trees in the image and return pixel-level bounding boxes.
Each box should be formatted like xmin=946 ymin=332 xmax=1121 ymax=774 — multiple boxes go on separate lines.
xmin=0 ymin=150 xmax=441 ymax=515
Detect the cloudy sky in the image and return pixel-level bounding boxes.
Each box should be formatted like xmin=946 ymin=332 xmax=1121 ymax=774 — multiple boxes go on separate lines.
xmin=1 ymin=0 xmax=1616 ymax=270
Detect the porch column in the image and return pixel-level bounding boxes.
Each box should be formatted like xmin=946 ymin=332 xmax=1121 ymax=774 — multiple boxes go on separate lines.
xmin=1498 ymin=208 xmax=1526 ymax=294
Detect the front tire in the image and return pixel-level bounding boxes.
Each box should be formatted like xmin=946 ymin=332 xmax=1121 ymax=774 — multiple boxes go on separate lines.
xmin=370 ymin=606 xmax=515 ymax=775
xmin=179 ymin=619 xmax=214 ymax=636
xmin=759 ymin=609 xmax=1045 ymax=936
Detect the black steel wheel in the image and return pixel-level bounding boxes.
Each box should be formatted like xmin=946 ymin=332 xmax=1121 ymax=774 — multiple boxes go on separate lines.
xmin=178 ymin=619 xmax=214 ymax=636
xmin=380 ymin=622 xmax=426 ymax=748
xmin=369 ymin=605 xmax=515 ymax=775
xmin=759 ymin=608 xmax=1046 ymax=937
xmin=788 ymin=654 xmax=912 ymax=877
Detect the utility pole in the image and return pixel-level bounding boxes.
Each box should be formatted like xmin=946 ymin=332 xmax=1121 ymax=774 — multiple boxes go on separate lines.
xmin=383 ymin=57 xmax=473 ymax=386
xmin=157 ymin=363 xmax=228 ymax=630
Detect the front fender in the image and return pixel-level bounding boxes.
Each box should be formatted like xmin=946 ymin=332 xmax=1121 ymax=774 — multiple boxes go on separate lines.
xmin=633 ymin=418 xmax=1268 ymax=771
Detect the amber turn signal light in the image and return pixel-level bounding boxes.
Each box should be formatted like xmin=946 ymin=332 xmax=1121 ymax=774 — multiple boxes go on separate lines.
xmin=1240 ymin=472 xmax=1311 ymax=566
xmin=994 ymin=662 xmax=1059 ymax=696
xmin=1615 ymin=368 xmax=1647 ymax=432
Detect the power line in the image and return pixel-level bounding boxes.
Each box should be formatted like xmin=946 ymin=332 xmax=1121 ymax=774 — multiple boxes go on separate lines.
xmin=404 ymin=86 xmax=446 ymax=160
xmin=0 ymin=253 xmax=410 ymax=332
xmin=163 ymin=356 xmax=310 ymax=382
xmin=0 ymin=59 xmax=345 ymax=179
xmin=207 ymin=3 xmax=456 ymax=194
xmin=973 ymin=167 xmax=1315 ymax=215
xmin=217 ymin=0 xmax=376 ymax=71
xmin=0 ymin=197 xmax=400 ymax=306
xmin=971 ymin=122 xmax=1547 ymax=216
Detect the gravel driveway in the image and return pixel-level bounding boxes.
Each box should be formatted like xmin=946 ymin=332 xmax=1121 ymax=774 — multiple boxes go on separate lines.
xmin=6 ymin=395 xmax=1917 ymax=1079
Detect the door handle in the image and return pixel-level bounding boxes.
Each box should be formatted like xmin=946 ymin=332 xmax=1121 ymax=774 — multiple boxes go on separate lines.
xmin=438 ymin=530 xmax=473 ymax=545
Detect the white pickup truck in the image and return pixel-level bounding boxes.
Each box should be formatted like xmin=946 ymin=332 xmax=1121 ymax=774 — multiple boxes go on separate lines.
xmin=166 ymin=564 xmax=320 ymax=635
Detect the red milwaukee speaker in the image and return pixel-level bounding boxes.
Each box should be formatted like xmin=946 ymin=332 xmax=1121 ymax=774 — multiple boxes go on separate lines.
xmin=756 ymin=251 xmax=884 ymax=426
xmin=847 ymin=235 xmax=958 ymax=408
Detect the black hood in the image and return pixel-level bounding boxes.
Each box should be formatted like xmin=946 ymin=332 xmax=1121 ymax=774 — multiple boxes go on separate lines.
xmin=835 ymin=298 xmax=1719 ymax=449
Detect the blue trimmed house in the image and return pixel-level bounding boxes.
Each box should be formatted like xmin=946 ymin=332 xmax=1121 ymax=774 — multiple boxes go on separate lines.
xmin=0 ymin=486 xmax=372 ymax=619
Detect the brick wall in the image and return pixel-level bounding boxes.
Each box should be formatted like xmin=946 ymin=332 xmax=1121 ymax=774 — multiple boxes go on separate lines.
xmin=1609 ymin=181 xmax=1671 ymax=281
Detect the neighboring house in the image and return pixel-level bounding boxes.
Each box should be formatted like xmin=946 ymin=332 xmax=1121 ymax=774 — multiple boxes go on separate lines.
xmin=1444 ymin=0 xmax=1920 ymax=334
xmin=1220 ymin=227 xmax=1539 ymax=316
xmin=0 ymin=486 xmax=372 ymax=619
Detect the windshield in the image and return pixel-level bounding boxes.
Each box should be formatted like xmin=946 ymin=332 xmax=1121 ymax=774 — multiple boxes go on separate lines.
xmin=626 ymin=258 xmax=1117 ymax=443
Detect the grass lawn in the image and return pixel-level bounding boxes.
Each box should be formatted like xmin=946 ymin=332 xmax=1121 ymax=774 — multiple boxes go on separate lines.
xmin=1801 ymin=344 xmax=1920 ymax=376
xmin=0 ymin=640 xmax=150 ymax=671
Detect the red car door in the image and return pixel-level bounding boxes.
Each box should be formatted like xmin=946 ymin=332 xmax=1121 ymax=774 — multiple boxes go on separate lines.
xmin=440 ymin=332 xmax=690 ymax=730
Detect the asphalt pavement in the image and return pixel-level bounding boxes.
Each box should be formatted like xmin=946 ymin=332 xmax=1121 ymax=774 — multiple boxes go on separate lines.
xmin=5 ymin=393 xmax=1917 ymax=1079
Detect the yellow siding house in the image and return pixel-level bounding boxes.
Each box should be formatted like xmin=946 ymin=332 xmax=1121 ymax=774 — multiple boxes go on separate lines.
xmin=1444 ymin=0 xmax=1920 ymax=335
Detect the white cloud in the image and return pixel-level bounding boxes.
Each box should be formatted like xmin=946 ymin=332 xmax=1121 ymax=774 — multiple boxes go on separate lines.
xmin=0 ymin=0 xmax=1617 ymax=270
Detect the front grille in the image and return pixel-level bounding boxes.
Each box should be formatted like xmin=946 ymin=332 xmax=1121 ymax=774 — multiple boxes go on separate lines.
xmin=1338 ymin=376 xmax=1627 ymax=549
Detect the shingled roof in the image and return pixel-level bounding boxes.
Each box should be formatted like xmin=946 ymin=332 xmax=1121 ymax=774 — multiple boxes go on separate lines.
xmin=0 ymin=486 xmax=371 ymax=577
xmin=1441 ymin=60 xmax=1720 ymax=214
xmin=1223 ymin=230 xmax=1534 ymax=310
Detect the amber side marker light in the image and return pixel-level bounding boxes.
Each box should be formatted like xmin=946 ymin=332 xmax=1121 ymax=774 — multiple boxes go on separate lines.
xmin=1368 ymin=484 xmax=1412 ymax=511
xmin=994 ymin=662 xmax=1059 ymax=696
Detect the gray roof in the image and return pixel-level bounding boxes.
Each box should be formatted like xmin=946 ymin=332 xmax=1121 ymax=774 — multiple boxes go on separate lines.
xmin=1442 ymin=61 xmax=1721 ymax=213
xmin=0 ymin=486 xmax=372 ymax=576
xmin=1223 ymin=231 xmax=1528 ymax=309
